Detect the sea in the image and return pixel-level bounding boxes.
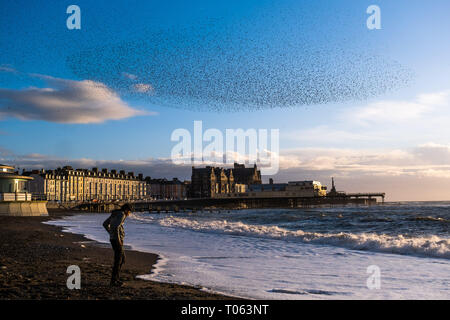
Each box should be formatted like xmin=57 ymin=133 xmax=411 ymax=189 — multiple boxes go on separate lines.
xmin=46 ymin=202 xmax=450 ymax=299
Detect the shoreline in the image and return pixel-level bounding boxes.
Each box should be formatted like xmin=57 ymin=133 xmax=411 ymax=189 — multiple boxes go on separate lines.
xmin=0 ymin=211 xmax=235 ymax=300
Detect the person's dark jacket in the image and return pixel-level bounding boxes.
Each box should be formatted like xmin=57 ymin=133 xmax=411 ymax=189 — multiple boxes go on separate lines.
xmin=103 ymin=210 xmax=127 ymax=244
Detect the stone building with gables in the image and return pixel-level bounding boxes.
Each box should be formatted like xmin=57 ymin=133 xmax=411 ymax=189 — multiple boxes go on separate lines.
xmin=190 ymin=163 xmax=260 ymax=198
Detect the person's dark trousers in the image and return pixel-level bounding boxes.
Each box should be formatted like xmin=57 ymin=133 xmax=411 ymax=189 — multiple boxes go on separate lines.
xmin=110 ymin=238 xmax=125 ymax=284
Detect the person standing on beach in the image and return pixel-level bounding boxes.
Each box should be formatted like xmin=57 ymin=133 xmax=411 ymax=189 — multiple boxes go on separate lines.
xmin=103 ymin=203 xmax=133 ymax=287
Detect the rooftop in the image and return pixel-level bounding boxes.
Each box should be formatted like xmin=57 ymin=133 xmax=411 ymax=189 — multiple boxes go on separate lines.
xmin=0 ymin=164 xmax=15 ymax=173
xmin=0 ymin=164 xmax=33 ymax=181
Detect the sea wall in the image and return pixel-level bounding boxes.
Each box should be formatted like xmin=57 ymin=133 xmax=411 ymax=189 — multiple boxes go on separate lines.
xmin=0 ymin=201 xmax=48 ymax=216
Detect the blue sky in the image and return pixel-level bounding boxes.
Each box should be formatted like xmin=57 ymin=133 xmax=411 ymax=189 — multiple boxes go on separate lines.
xmin=1 ymin=0 xmax=450 ymax=200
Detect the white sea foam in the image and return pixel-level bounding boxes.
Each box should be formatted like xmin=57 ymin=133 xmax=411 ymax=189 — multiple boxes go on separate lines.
xmin=156 ymin=216 xmax=450 ymax=259
xmin=136 ymin=253 xmax=168 ymax=280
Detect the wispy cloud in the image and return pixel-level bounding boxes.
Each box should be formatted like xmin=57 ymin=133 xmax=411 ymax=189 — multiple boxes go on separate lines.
xmin=279 ymin=143 xmax=450 ymax=178
xmin=1 ymin=152 xmax=191 ymax=180
xmin=282 ymin=125 xmax=383 ymax=144
xmin=5 ymin=143 xmax=450 ymax=179
xmin=0 ymin=65 xmax=17 ymax=73
xmin=0 ymin=74 xmax=155 ymax=124
xmin=283 ymin=90 xmax=450 ymax=148
xmin=0 ymin=146 xmax=14 ymax=158
xmin=349 ymin=90 xmax=450 ymax=125
xmin=122 ymin=72 xmax=138 ymax=80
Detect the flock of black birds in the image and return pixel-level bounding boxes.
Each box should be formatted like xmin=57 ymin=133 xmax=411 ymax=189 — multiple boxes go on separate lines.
xmin=66 ymin=23 xmax=412 ymax=112
xmin=1 ymin=1 xmax=413 ymax=113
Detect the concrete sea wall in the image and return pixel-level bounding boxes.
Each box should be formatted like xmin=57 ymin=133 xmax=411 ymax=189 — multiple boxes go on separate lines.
xmin=0 ymin=201 xmax=48 ymax=216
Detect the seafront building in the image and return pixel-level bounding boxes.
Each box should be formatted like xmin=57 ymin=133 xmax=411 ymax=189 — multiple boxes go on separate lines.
xmin=214 ymin=180 xmax=328 ymax=199
xmin=251 ymin=181 xmax=327 ymax=197
xmin=25 ymin=166 xmax=148 ymax=202
xmin=145 ymin=177 xmax=190 ymax=200
xmin=0 ymin=164 xmax=33 ymax=201
xmin=216 ymin=181 xmax=327 ymax=198
xmin=18 ymin=161 xmax=329 ymax=206
xmin=232 ymin=163 xmax=262 ymax=185
xmin=190 ymin=163 xmax=259 ymax=198
xmin=0 ymin=164 xmax=47 ymax=216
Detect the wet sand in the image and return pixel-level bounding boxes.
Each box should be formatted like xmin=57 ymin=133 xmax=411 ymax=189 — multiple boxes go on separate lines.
xmin=0 ymin=213 xmax=233 ymax=300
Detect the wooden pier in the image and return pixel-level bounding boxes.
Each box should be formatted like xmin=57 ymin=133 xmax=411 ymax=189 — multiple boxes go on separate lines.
xmin=65 ymin=192 xmax=385 ymax=213
xmin=133 ymin=193 xmax=385 ymax=212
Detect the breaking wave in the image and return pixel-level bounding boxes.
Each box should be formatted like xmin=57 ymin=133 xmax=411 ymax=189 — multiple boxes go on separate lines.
xmin=155 ymin=216 xmax=450 ymax=259
xmin=268 ymin=288 xmax=351 ymax=296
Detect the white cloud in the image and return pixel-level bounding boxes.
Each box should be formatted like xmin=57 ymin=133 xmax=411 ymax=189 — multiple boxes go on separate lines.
xmin=122 ymin=72 xmax=138 ymax=80
xmin=0 ymin=74 xmax=154 ymax=123
xmin=282 ymin=90 xmax=450 ymax=149
xmin=1 ymin=152 xmax=191 ymax=180
xmin=5 ymin=143 xmax=450 ymax=180
xmin=0 ymin=65 xmax=17 ymax=73
xmin=416 ymin=91 xmax=450 ymax=106
xmin=278 ymin=144 xmax=450 ymax=178
xmin=282 ymin=125 xmax=383 ymax=144
xmin=350 ymin=90 xmax=450 ymax=125
xmin=351 ymin=101 xmax=428 ymax=124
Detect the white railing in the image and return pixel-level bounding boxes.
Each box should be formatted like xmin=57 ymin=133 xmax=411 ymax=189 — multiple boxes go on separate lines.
xmin=0 ymin=193 xmax=33 ymax=201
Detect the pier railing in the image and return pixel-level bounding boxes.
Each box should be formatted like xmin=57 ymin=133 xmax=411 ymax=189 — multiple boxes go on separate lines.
xmin=47 ymin=192 xmax=386 ymax=212
xmin=343 ymin=192 xmax=385 ymax=202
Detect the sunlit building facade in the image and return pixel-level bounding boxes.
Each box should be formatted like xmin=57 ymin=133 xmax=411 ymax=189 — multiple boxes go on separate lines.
xmin=26 ymin=166 xmax=147 ymax=202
